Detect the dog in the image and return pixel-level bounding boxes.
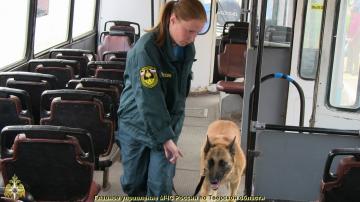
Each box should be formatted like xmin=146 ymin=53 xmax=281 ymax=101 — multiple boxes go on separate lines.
xmin=199 ymin=120 xmax=246 ymax=200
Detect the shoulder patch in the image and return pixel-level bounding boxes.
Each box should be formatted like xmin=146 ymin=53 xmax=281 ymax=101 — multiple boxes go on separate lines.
xmin=140 ymin=66 xmax=158 ymax=88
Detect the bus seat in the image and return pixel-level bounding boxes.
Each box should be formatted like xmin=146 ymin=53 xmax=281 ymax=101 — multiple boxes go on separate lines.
xmin=0 ymin=72 xmax=57 ymax=124
xmin=97 ymin=27 xmax=134 ymax=61
xmin=73 ymin=78 xmax=123 ymax=131
xmin=28 ymin=59 xmax=79 ymax=88
xmin=0 ymin=87 xmax=33 ymax=133
xmin=103 ymin=20 xmax=140 ymax=42
xmin=74 ymin=78 xmax=122 ymax=105
xmin=87 ymin=61 xmax=125 ymax=79
xmin=0 ymin=125 xmax=99 ymax=201
xmin=216 ymin=43 xmax=247 ymax=95
xmin=49 ymin=49 xmax=96 ymax=78
xmin=228 ymin=25 xmax=248 ymax=44
xmin=102 ymin=50 xmax=127 ymax=62
xmin=320 ymin=148 xmax=360 ymax=202
xmin=95 ymin=68 xmax=125 ymax=81
xmin=219 ymin=21 xmax=249 ymax=52
xmin=40 ymin=89 xmax=115 ymax=126
xmin=40 ymin=89 xmax=115 ymax=188
xmin=66 ymin=79 xmax=81 ymax=89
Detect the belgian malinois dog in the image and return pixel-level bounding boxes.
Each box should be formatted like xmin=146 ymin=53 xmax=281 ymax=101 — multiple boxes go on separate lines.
xmin=199 ymin=120 xmax=246 ymax=200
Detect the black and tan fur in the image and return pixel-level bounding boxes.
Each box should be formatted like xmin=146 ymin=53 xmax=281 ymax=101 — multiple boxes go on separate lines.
xmin=200 ymin=120 xmax=246 ymax=201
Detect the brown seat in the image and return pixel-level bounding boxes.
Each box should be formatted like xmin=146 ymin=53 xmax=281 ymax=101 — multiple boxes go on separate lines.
xmin=320 ymin=148 xmax=360 ymax=202
xmin=0 ymin=125 xmax=99 ymax=202
xmin=71 ymin=78 xmax=123 ymax=131
xmin=28 ymin=59 xmax=78 ymax=88
xmin=102 ymin=50 xmax=127 ymax=62
xmin=103 ymin=20 xmax=140 ymax=42
xmin=216 ymin=43 xmax=247 ymax=95
xmin=40 ymin=89 xmax=115 ymax=188
xmin=97 ymin=27 xmax=133 ymax=61
xmin=0 ymin=87 xmax=33 ymax=133
xmin=219 ymin=21 xmax=249 ymax=52
xmin=0 ymin=72 xmax=57 ymax=124
xmin=49 ymin=49 xmax=96 ymax=78
xmin=74 ymin=78 xmax=122 ymax=104
xmin=87 ymin=61 xmax=125 ymax=80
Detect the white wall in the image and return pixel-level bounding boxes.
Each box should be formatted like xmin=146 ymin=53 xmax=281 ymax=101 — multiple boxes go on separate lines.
xmin=99 ymin=0 xmax=216 ymax=90
xmin=98 ymin=0 xmax=154 ymax=37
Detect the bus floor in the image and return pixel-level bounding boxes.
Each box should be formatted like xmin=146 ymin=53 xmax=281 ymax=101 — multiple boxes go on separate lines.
xmin=94 ymin=92 xmax=245 ymax=198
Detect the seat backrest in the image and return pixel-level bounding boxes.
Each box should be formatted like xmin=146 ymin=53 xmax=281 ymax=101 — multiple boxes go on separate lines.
xmin=49 ymin=49 xmax=96 ymax=78
xmin=75 ymin=78 xmax=123 ymax=105
xmin=103 ymin=20 xmax=140 ymax=41
xmin=40 ymin=90 xmax=114 ymax=158
xmin=87 ymin=61 xmax=125 ymax=77
xmin=219 ymin=21 xmax=249 ymax=52
xmin=320 ymin=148 xmax=360 ymax=202
xmin=28 ymin=59 xmax=78 ymax=88
xmin=97 ymin=30 xmax=132 ymax=61
xmin=217 ymin=43 xmax=247 ymax=78
xmin=95 ymin=68 xmax=125 ymax=81
xmin=228 ymin=25 xmax=248 ymax=44
xmin=0 ymin=72 xmax=57 ymax=124
xmin=0 ymin=125 xmax=94 ymax=201
xmin=40 ymin=89 xmax=114 ymax=122
xmin=102 ymin=50 xmax=127 ymax=62
xmin=0 ymin=87 xmax=33 ymax=133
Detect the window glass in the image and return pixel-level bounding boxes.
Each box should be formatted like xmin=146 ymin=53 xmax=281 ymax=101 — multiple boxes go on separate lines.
xmin=0 ymin=0 xmax=29 ymax=68
xmin=34 ymin=0 xmax=71 ymax=54
xmin=216 ymin=0 xmax=242 ymax=36
xmin=299 ymin=0 xmax=324 ymax=80
xmin=253 ymin=0 xmax=294 ymax=47
xmin=265 ymin=0 xmax=294 ymax=46
xmin=329 ymin=0 xmax=360 ymax=109
xmin=199 ymin=0 xmax=212 ymax=34
xmin=72 ymin=0 xmax=96 ymax=39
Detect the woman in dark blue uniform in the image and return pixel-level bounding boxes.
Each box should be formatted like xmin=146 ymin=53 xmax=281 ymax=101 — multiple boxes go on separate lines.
xmin=117 ymin=0 xmax=206 ymax=199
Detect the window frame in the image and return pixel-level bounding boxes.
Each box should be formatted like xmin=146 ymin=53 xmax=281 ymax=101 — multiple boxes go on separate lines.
xmin=327 ymin=0 xmax=360 ymax=111
xmin=298 ymin=0 xmax=326 ymax=81
xmin=0 ymin=0 xmax=35 ymax=71
xmin=198 ymin=0 xmax=213 ymax=35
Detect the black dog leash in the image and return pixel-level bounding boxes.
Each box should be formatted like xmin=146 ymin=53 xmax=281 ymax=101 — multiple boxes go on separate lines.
xmin=193 ymin=175 xmax=205 ymax=196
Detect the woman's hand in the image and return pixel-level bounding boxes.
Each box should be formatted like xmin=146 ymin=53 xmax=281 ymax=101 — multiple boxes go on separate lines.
xmin=163 ymin=139 xmax=183 ymax=164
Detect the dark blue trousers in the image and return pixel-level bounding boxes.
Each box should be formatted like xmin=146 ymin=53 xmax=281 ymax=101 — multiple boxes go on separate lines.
xmin=118 ymin=128 xmax=175 ymax=201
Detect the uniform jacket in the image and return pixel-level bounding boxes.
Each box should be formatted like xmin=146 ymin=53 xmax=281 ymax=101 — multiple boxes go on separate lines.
xmin=118 ymin=31 xmax=195 ymax=149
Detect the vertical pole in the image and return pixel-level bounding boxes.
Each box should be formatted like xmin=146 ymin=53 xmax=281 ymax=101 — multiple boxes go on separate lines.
xmin=244 ymin=0 xmax=268 ymax=196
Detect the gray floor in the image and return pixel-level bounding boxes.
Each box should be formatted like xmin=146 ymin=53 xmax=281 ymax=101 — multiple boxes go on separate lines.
xmin=94 ymin=93 xmax=244 ymax=197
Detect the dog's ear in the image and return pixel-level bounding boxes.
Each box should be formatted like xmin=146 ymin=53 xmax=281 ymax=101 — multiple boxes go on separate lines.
xmin=204 ymin=136 xmax=213 ymax=154
xmin=228 ymin=137 xmax=236 ymax=156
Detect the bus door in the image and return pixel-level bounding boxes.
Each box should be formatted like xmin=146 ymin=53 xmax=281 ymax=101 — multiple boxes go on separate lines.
xmin=286 ymin=0 xmax=325 ymax=127
xmin=311 ymin=0 xmax=360 ymax=129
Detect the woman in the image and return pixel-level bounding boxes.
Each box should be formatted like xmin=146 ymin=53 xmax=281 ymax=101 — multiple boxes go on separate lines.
xmin=117 ymin=0 xmax=206 ymax=199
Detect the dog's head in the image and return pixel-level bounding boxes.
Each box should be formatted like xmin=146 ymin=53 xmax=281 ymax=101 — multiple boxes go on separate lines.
xmin=203 ymin=136 xmax=236 ymax=190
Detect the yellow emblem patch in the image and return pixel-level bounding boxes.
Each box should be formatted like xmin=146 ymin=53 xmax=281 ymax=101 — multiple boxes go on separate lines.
xmin=4 ymin=175 xmax=26 ymax=200
xmin=140 ymin=66 xmax=158 ymax=88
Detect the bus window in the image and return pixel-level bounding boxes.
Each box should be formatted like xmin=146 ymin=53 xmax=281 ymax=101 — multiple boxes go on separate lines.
xmin=266 ymin=0 xmax=294 ymax=45
xmin=198 ymin=0 xmax=212 ymax=35
xmin=216 ymin=0 xmax=242 ymax=36
xmin=0 ymin=1 xmax=30 ymax=69
xmin=72 ymin=0 xmax=96 ymax=39
xmin=34 ymin=0 xmax=71 ymax=54
xmin=329 ymin=0 xmax=360 ymax=109
xmin=253 ymin=0 xmax=294 ymax=47
xmin=299 ymin=0 xmax=324 ymax=80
